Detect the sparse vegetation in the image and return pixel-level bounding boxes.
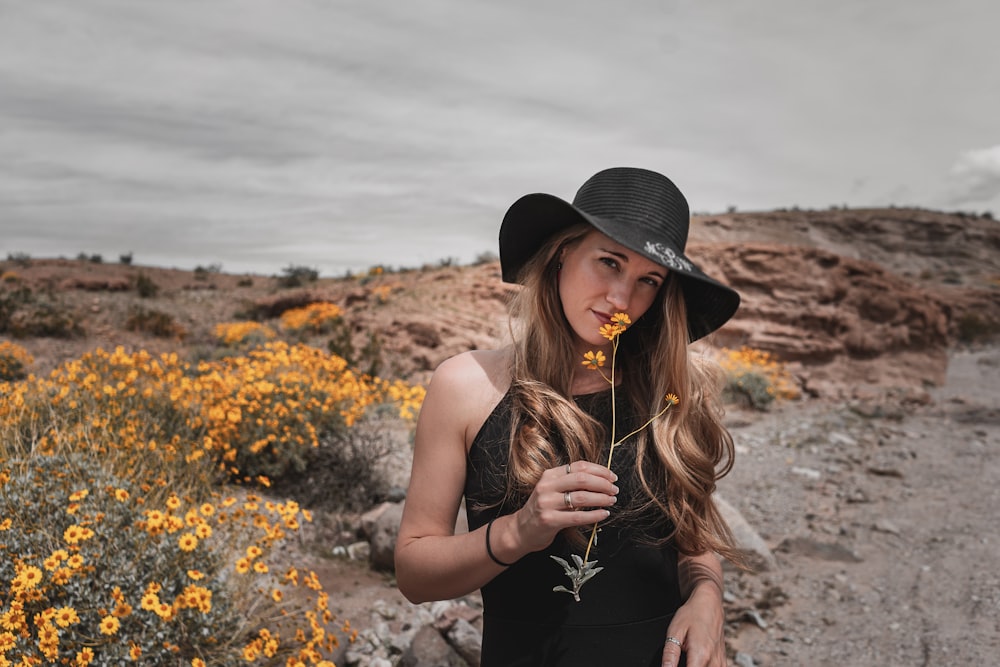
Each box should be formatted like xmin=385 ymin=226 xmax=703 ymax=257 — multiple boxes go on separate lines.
xmin=0 ymin=340 xmax=33 ymax=381
xmin=5 ymin=251 xmax=31 ymax=267
xmin=124 ymin=306 xmax=185 ymax=339
xmin=134 ymin=272 xmax=159 ymax=298
xmin=956 ymin=313 xmax=1000 ymax=343
xmin=277 ymin=265 xmax=319 ymax=288
xmin=717 ymin=346 xmax=799 ymax=410
xmin=119 ymin=251 xmax=133 ymax=265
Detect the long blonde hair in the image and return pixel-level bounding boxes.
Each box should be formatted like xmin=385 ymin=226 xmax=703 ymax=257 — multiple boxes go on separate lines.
xmin=505 ymin=223 xmax=741 ymax=562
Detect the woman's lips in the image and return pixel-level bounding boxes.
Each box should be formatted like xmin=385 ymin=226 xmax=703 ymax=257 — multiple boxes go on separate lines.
xmin=592 ymin=310 xmax=612 ymax=325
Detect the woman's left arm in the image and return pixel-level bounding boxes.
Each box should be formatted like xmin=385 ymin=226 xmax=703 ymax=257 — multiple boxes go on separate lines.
xmin=661 ymin=551 xmax=726 ymax=667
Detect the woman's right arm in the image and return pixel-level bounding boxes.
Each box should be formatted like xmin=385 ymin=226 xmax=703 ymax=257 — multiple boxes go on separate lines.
xmin=394 ymin=353 xmax=618 ymax=603
xmin=394 ymin=353 xmax=512 ymax=602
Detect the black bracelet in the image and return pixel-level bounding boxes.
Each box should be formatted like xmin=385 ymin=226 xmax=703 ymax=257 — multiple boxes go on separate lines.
xmin=485 ymin=517 xmax=515 ymax=567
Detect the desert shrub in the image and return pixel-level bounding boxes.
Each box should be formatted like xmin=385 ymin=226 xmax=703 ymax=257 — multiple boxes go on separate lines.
xmin=119 ymin=252 xmax=133 ymax=265
xmin=328 ymin=330 xmax=383 ymax=377
xmin=280 ymin=303 xmax=343 ymax=336
xmin=6 ymin=251 xmax=31 ymax=267
xmin=135 ymin=272 xmax=160 ymax=298
xmin=1 ymin=271 xmax=20 ymax=284
xmin=125 ymin=306 xmax=185 ymax=338
xmin=0 ymin=453 xmax=343 ymax=665
xmin=269 ymin=421 xmax=393 ymax=511
xmin=277 ymin=265 xmax=319 ymax=289
xmin=237 ymin=277 xmax=254 ymax=287
xmin=7 ymin=300 xmax=83 ymax=339
xmin=473 ymin=251 xmax=499 ymax=265
xmin=0 ymin=341 xmax=33 ymax=381
xmin=0 ymin=285 xmax=33 ymax=334
xmin=717 ymin=346 xmax=799 ymax=410
xmin=213 ymin=321 xmax=275 ymax=347
xmin=90 ymin=254 xmax=103 ymax=264
xmin=955 ymin=313 xmax=1000 ymax=343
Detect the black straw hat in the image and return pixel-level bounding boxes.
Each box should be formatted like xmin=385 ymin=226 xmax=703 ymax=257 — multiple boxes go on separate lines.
xmin=499 ymin=167 xmax=740 ymax=341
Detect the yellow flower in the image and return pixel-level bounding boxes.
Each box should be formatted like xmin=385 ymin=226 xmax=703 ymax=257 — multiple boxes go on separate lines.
xmin=235 ymin=557 xmax=251 ymax=574
xmin=581 ymin=350 xmax=606 ymax=370
xmin=253 ymin=561 xmax=269 ymax=574
xmin=178 ymin=533 xmax=198 ymax=552
xmin=195 ymin=523 xmax=212 ymax=539
xmin=192 ymin=659 xmax=206 ymax=667
xmin=69 ymin=489 xmax=89 ymax=501
xmin=187 ymin=569 xmax=205 ymax=580
xmin=75 ymin=647 xmax=95 ymax=666
xmin=598 ymin=323 xmax=619 ymax=340
xmin=114 ymin=488 xmax=129 ymax=501
xmin=271 ymin=589 xmax=283 ymax=602
xmin=199 ymin=503 xmax=215 ymax=517
xmin=54 ymin=606 xmax=80 ymax=627
xmin=99 ymin=615 xmax=120 ymax=635
xmin=610 ymin=312 xmax=631 ymax=327
xmin=665 ymin=393 xmax=680 ymax=406
xmin=166 ymin=494 xmax=181 ymax=510
xmin=129 ymin=643 xmax=142 ymax=660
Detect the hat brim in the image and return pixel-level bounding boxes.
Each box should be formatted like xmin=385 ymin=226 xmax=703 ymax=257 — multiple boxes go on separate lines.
xmin=499 ymin=193 xmax=740 ymax=341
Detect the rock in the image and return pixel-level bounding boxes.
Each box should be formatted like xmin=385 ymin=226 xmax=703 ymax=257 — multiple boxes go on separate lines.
xmin=360 ymin=502 xmax=395 ymax=540
xmin=347 ymin=541 xmax=371 ymax=561
xmin=716 ymin=495 xmax=778 ymax=572
xmin=734 ymin=652 xmax=757 ymax=667
xmin=777 ymin=537 xmax=863 ymax=563
xmin=399 ymin=625 xmax=469 ymax=667
xmin=445 ymin=618 xmax=483 ymax=667
xmin=369 ymin=501 xmax=404 ymax=572
xmin=872 ymin=519 xmax=901 ymax=535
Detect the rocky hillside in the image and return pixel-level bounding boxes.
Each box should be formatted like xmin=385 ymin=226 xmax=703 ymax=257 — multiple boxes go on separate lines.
xmin=3 ymin=207 xmax=996 ymax=398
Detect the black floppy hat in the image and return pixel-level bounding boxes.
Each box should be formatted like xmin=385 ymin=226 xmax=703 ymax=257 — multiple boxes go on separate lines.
xmin=499 ymin=167 xmax=740 ymax=341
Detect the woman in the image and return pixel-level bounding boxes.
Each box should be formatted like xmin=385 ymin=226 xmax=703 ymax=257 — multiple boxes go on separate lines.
xmin=395 ymin=167 xmax=742 ymax=667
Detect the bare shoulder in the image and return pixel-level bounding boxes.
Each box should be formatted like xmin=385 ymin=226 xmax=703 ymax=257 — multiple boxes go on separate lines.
xmin=425 ymin=348 xmax=511 ymax=447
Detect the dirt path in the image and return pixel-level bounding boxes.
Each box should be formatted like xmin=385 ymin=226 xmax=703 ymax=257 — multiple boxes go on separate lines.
xmin=722 ymin=346 xmax=1000 ymax=665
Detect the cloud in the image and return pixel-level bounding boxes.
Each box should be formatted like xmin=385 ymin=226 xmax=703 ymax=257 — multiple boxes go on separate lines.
xmin=947 ymin=145 xmax=1000 ymax=207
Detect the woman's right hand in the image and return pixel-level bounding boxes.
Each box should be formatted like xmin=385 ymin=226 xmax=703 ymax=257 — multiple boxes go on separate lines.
xmin=509 ymin=461 xmax=620 ymax=554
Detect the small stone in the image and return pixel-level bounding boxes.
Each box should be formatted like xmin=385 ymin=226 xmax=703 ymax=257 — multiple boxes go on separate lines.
xmin=872 ymin=519 xmax=900 ymax=535
xmin=791 ymin=466 xmax=822 ymax=480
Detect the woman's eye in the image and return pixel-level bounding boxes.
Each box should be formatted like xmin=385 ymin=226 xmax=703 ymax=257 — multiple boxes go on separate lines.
xmin=641 ymin=277 xmax=661 ymax=288
xmin=599 ymin=257 xmax=619 ymax=270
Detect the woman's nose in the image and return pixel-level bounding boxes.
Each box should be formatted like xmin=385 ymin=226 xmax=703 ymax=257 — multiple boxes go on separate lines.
xmin=606 ymin=281 xmax=632 ymax=311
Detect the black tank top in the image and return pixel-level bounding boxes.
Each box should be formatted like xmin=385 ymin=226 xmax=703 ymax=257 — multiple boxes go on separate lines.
xmin=465 ymin=388 xmax=684 ymax=667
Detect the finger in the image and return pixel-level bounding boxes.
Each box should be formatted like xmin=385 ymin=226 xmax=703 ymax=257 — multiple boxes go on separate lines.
xmin=660 ymin=634 xmax=683 ymax=667
xmin=559 ymin=472 xmax=620 ymax=496
xmin=562 ymin=461 xmax=618 ymax=481
xmin=561 ymin=489 xmax=617 ymax=510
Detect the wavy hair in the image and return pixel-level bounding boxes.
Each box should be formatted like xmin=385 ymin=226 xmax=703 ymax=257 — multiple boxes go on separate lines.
xmin=505 ymin=223 xmax=741 ymax=563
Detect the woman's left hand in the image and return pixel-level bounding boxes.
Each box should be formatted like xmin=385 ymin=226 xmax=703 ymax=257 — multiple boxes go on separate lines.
xmin=660 ymin=583 xmax=726 ymax=667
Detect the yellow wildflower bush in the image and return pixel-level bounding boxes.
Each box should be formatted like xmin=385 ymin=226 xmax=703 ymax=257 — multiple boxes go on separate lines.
xmin=0 ymin=341 xmax=33 ymax=382
xmin=279 ymin=303 xmax=343 ymax=336
xmin=213 ymin=321 xmax=276 ymax=347
xmin=0 ymin=453 xmax=342 ymax=665
xmin=0 ymin=342 xmax=424 ymax=490
xmin=716 ymin=346 xmax=799 ymax=410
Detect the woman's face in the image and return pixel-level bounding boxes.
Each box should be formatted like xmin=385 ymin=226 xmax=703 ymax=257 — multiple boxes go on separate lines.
xmin=558 ymin=229 xmax=667 ymax=353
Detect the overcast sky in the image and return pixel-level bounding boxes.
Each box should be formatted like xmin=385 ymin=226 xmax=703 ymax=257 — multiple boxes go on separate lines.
xmin=1 ymin=0 xmax=997 ymax=275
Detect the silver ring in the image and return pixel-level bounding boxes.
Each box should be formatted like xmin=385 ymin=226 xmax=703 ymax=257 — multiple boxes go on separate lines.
xmin=565 ymin=463 xmax=572 ymax=474
xmin=564 ymin=491 xmax=574 ymax=509
xmin=665 ymin=636 xmax=682 ymax=648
